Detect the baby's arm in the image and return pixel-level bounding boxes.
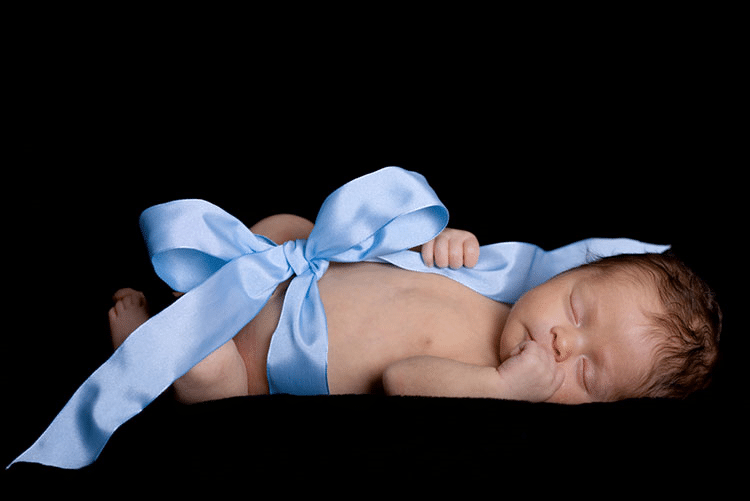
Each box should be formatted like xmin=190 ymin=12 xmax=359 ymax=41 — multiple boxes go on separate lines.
xmin=383 ymin=341 xmax=564 ymax=402
xmin=383 ymin=356 xmax=504 ymax=398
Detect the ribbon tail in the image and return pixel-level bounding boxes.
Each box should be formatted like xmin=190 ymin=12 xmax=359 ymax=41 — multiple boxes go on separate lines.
xmin=266 ymin=274 xmax=329 ymax=395
xmin=375 ymin=238 xmax=671 ymax=304
xmin=8 ymin=254 xmax=290 ymax=470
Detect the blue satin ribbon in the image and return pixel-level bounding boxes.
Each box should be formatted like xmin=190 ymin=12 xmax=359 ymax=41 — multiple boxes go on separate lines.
xmin=8 ymin=167 xmax=669 ymax=469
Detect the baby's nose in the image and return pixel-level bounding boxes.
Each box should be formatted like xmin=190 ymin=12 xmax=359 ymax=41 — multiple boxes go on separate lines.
xmin=551 ymin=327 xmax=582 ymax=363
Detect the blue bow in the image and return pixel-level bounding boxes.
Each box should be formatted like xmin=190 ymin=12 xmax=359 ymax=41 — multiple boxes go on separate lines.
xmin=9 ymin=167 xmax=668 ymax=469
xmin=9 ymin=167 xmax=448 ymax=468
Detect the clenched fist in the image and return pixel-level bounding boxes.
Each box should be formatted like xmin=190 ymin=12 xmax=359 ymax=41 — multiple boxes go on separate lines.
xmin=421 ymin=228 xmax=480 ymax=269
xmin=495 ymin=340 xmax=565 ymax=402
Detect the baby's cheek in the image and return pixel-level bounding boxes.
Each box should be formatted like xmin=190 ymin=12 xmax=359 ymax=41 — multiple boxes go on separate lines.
xmin=498 ymin=321 xmax=526 ymax=362
xmin=546 ymin=372 xmax=588 ymax=404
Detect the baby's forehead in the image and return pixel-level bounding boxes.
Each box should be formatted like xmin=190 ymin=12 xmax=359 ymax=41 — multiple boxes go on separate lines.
xmin=570 ymin=266 xmax=666 ymax=327
xmin=574 ymin=264 xmax=662 ymax=305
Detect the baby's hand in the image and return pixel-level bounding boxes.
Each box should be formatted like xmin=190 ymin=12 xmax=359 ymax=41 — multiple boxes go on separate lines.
xmin=496 ymin=340 xmax=565 ymax=402
xmin=421 ymin=228 xmax=480 ymax=269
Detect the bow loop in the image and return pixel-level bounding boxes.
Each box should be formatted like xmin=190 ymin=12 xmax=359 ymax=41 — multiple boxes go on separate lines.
xmin=304 ymin=168 xmax=449 ymax=263
xmin=140 ymin=199 xmax=276 ymax=293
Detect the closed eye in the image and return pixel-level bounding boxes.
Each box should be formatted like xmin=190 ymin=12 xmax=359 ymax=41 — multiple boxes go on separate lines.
xmin=580 ymin=358 xmax=590 ymax=394
xmin=569 ymin=293 xmax=579 ymax=326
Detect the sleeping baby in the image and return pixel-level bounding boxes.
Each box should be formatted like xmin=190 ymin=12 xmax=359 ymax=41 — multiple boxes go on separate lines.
xmin=12 ymin=167 xmax=722 ymax=469
xmin=110 ymin=208 xmax=721 ymax=405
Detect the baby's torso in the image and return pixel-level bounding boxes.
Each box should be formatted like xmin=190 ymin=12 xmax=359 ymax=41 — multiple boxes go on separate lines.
xmin=234 ymin=262 xmax=510 ymax=395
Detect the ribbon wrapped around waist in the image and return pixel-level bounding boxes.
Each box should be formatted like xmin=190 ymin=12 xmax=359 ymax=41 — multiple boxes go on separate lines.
xmin=8 ymin=167 xmax=669 ymax=469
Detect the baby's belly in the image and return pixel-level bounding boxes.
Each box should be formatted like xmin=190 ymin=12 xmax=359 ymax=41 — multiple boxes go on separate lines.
xmin=233 ymin=262 xmax=508 ymax=395
xmin=320 ymin=262 xmax=508 ymax=394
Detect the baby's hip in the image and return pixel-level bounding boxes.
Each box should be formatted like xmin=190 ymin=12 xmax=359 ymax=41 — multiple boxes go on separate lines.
xmin=232 ymin=277 xmax=291 ymax=394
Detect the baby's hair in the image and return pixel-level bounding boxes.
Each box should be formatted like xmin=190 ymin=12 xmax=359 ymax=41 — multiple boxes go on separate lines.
xmin=581 ymin=252 xmax=722 ymax=399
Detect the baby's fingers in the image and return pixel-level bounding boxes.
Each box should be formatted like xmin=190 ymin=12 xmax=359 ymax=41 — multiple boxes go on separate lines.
xmin=463 ymin=236 xmax=480 ymax=268
xmin=421 ymin=239 xmax=435 ymax=267
xmin=449 ymin=238 xmax=466 ymax=269
xmin=433 ymin=236 xmax=452 ymax=268
xmin=421 ymin=229 xmax=480 ymax=269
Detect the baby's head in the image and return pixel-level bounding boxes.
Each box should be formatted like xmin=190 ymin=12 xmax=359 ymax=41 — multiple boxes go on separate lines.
xmin=499 ymin=252 xmax=722 ymax=403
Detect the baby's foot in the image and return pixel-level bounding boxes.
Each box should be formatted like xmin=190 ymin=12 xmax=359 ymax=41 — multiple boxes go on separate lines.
xmin=108 ymin=288 xmax=150 ymax=349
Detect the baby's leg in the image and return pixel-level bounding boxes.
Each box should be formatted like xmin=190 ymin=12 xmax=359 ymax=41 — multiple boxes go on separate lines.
xmin=107 ymin=214 xmax=314 ymax=404
xmin=250 ymin=213 xmax=314 ymax=244
xmin=108 ymin=288 xmax=248 ymax=404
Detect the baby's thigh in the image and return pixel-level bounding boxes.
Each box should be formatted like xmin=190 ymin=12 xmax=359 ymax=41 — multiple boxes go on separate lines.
xmin=173 ymin=339 xmax=251 ymax=404
xmin=232 ymin=279 xmax=290 ymax=395
xmin=234 ymin=320 xmax=273 ymax=395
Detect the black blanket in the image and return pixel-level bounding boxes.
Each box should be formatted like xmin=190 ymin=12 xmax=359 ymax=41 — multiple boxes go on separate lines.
xmin=4 ymin=41 xmax=744 ymax=486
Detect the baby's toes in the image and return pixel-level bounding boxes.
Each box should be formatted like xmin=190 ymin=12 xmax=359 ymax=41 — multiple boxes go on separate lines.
xmin=108 ymin=304 xmax=119 ymax=322
xmin=111 ymin=288 xmax=147 ymax=315
xmin=109 ymin=289 xmax=150 ymax=348
xmin=113 ymin=287 xmax=144 ymax=303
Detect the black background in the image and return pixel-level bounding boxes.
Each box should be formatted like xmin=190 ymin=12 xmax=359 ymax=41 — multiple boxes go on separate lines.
xmin=4 ymin=12 xmax=745 ymax=488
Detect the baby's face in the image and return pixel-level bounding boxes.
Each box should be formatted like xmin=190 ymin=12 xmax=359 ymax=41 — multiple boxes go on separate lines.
xmin=499 ymin=266 xmax=663 ymax=403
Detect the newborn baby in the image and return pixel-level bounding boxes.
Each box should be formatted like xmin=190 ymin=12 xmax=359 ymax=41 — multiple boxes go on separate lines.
xmin=12 ymin=168 xmax=725 ymax=470
xmin=110 ymin=215 xmax=721 ymax=405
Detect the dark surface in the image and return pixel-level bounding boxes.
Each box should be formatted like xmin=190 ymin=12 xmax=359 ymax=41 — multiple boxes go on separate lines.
xmin=4 ymin=22 xmax=744 ymax=488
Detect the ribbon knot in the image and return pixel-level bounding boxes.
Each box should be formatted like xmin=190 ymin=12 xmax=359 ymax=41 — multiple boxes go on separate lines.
xmin=282 ymin=239 xmax=328 ymax=279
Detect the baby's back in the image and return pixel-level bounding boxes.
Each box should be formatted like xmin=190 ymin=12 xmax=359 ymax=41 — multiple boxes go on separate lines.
xmin=319 ymin=262 xmax=509 ymax=393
